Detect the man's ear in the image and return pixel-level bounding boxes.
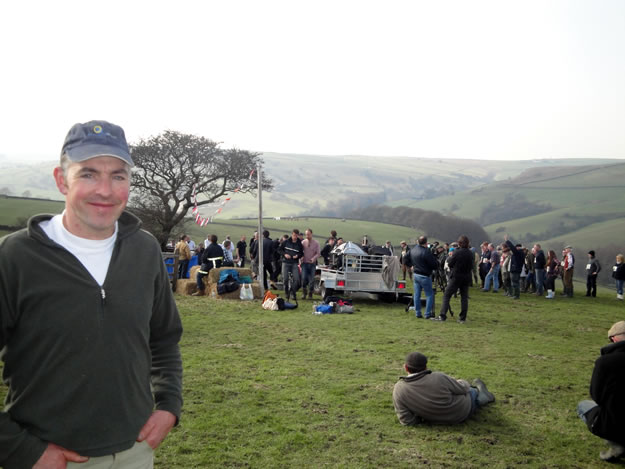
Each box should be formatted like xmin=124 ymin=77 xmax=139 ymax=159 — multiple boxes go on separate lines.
xmin=53 ymin=166 xmax=69 ymax=195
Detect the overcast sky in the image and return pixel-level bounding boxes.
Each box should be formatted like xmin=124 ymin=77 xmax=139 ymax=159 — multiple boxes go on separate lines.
xmin=1 ymin=0 xmax=624 ymax=161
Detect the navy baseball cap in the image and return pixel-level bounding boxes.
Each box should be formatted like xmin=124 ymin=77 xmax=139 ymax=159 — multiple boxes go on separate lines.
xmin=61 ymin=120 xmax=133 ymax=166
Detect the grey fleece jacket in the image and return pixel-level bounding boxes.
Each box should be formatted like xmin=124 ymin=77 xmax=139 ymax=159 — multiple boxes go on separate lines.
xmin=392 ymin=370 xmax=472 ymax=425
xmin=0 ymin=212 xmax=183 ymax=469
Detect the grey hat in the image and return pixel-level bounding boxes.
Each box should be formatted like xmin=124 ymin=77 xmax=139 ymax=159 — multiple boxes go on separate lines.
xmin=608 ymin=321 xmax=625 ymax=339
xmin=61 ymin=120 xmax=133 ymax=166
xmin=405 ymin=352 xmax=428 ymax=371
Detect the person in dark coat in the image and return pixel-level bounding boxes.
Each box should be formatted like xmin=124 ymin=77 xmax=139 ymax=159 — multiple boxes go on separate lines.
xmin=403 ymin=236 xmax=438 ymax=319
xmin=194 ymin=234 xmax=223 ymax=295
xmin=433 ymin=235 xmax=473 ymax=323
xmin=577 ymin=321 xmax=625 ymax=462
xmin=585 ymin=250 xmax=601 ymax=297
xmin=613 ymin=254 xmax=625 ymax=300
xmin=504 ymin=235 xmax=525 ymax=299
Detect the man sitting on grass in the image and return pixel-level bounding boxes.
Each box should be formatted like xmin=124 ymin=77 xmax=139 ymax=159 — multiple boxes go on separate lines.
xmin=577 ymin=321 xmax=625 ymax=462
xmin=392 ymin=352 xmax=495 ymax=426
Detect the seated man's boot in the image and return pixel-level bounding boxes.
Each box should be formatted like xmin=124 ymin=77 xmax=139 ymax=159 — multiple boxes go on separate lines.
xmin=472 ymin=378 xmax=495 ymax=406
xmin=600 ymin=441 xmax=625 ymax=462
xmin=301 ymin=288 xmax=308 ymax=300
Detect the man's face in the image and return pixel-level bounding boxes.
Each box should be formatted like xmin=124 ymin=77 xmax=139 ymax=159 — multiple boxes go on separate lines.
xmin=241 ymin=235 xmax=246 ymax=241
xmin=54 ymin=156 xmax=130 ymax=240
xmin=306 ymin=230 xmax=312 ymax=241
xmin=292 ymin=232 xmax=298 ymax=242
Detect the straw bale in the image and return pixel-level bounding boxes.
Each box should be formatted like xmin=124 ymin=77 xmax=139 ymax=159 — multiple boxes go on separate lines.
xmin=176 ymin=279 xmax=197 ymax=295
xmin=207 ymin=267 xmax=252 ymax=284
xmin=208 ymin=282 xmax=262 ymax=300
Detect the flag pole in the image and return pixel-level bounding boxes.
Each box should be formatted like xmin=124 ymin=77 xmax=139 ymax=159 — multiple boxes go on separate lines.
xmin=257 ymin=165 xmax=264 ymax=298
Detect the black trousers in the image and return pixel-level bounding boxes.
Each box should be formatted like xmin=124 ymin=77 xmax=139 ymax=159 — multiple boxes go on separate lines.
xmin=262 ymin=262 xmax=274 ymax=289
xmin=586 ymin=275 xmax=597 ymax=297
xmin=439 ymin=277 xmax=470 ymax=321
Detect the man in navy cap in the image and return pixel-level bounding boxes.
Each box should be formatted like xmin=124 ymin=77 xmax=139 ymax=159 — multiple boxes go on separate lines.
xmin=0 ymin=121 xmax=183 ymax=468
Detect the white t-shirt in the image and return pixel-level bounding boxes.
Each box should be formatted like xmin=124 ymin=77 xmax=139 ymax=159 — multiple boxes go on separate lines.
xmin=39 ymin=213 xmax=117 ymax=286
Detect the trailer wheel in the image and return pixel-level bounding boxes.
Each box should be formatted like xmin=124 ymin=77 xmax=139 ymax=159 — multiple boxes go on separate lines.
xmin=313 ymin=275 xmax=321 ymax=294
xmin=320 ymin=283 xmax=334 ymax=301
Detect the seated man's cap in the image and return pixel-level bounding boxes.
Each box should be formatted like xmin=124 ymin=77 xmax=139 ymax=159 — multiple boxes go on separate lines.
xmin=608 ymin=321 xmax=625 ymax=339
xmin=61 ymin=120 xmax=133 ymax=166
xmin=405 ymin=352 xmax=427 ymax=371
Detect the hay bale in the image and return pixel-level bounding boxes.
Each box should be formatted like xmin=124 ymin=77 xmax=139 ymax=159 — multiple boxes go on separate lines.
xmin=208 ymin=282 xmax=262 ymax=300
xmin=176 ymin=279 xmax=197 ymax=295
xmin=189 ymin=265 xmax=201 ymax=279
xmin=209 ymin=284 xmax=240 ymax=300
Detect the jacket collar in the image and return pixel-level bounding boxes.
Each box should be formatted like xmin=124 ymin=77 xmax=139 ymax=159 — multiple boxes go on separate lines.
xmin=27 ymin=210 xmax=142 ymax=245
xmin=399 ymin=369 xmax=432 ymax=382
xmin=601 ymin=340 xmax=625 ymax=356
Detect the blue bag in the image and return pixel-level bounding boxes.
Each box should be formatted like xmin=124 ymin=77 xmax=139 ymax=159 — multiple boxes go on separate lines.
xmin=219 ymin=269 xmax=240 ymax=284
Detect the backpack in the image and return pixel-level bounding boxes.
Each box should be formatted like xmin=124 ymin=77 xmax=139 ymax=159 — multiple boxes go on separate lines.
xmin=217 ymin=281 xmax=239 ymax=294
xmin=219 ymin=269 xmax=240 ymax=284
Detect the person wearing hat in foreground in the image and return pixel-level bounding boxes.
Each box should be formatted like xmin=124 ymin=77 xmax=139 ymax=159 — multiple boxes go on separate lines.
xmin=577 ymin=321 xmax=625 ymax=462
xmin=0 ymin=121 xmax=183 ymax=468
xmin=392 ymin=352 xmax=495 ymax=426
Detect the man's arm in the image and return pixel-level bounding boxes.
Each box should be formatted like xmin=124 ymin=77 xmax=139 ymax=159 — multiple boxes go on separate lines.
xmin=392 ymin=388 xmax=420 ymax=426
xmin=146 ymin=257 xmax=184 ymax=448
xmin=0 ymin=413 xmax=50 ymax=469
xmin=426 ymin=251 xmax=438 ymax=272
xmin=33 ymin=443 xmax=88 ymax=469
xmin=136 ymin=410 xmax=177 ymax=450
xmin=311 ymin=241 xmax=321 ymax=263
xmin=443 ymin=375 xmax=471 ymax=395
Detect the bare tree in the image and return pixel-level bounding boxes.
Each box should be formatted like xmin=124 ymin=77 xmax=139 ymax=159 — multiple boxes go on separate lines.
xmin=129 ymin=131 xmax=272 ymax=249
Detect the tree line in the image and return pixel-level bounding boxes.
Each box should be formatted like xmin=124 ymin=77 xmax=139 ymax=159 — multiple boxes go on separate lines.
xmin=347 ymin=205 xmax=488 ymax=245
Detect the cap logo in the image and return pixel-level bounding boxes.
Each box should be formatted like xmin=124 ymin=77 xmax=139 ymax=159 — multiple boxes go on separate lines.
xmin=93 ymin=125 xmax=103 ymax=134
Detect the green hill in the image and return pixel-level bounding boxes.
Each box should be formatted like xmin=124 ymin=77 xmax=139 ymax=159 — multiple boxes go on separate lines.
xmin=0 ymin=196 xmax=64 ymax=237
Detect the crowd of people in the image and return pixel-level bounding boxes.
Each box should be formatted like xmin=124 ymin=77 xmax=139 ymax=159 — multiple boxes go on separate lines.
xmin=180 ymin=228 xmax=327 ymax=301
xmin=176 ymin=229 xmax=625 ymax=309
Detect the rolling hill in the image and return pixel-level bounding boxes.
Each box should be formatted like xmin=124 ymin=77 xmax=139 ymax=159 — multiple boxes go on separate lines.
xmin=1 ymin=154 xmax=623 ymax=258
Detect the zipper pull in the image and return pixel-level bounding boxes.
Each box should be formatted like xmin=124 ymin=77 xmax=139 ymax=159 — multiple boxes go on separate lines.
xmin=101 ymin=288 xmax=106 ymax=304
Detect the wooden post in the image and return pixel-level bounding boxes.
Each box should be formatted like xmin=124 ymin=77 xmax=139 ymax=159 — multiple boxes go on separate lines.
xmin=257 ymin=165 xmax=265 ymax=298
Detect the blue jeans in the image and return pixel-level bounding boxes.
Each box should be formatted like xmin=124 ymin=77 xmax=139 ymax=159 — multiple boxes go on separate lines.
xmin=483 ymin=264 xmax=500 ymax=291
xmin=301 ymin=263 xmax=316 ymax=292
xmin=616 ymin=279 xmax=624 ymax=295
xmin=178 ymin=259 xmax=189 ymax=279
xmin=469 ymin=387 xmax=479 ymax=416
xmin=577 ymin=399 xmax=597 ymax=424
xmin=535 ymin=268 xmax=545 ymax=294
xmin=413 ymin=274 xmax=434 ymax=318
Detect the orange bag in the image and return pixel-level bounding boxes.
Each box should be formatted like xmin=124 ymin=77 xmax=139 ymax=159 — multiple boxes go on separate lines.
xmin=263 ymin=290 xmax=277 ymax=303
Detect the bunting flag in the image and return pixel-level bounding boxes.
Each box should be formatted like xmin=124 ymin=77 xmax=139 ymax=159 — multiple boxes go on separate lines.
xmin=190 ymin=169 xmax=256 ymax=225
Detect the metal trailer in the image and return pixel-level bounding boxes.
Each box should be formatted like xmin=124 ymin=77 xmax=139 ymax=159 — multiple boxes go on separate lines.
xmin=318 ymin=253 xmax=408 ymax=301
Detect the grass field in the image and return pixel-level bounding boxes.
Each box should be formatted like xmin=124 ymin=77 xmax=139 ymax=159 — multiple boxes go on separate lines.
xmin=151 ymin=283 xmax=624 ymax=468
xmin=0 ymin=196 xmax=64 ymax=225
